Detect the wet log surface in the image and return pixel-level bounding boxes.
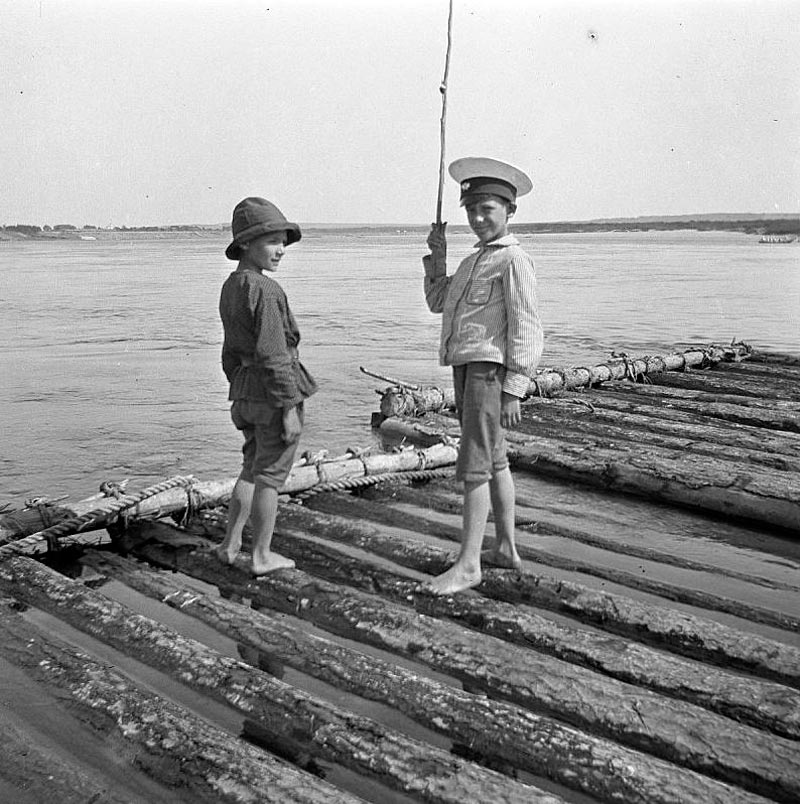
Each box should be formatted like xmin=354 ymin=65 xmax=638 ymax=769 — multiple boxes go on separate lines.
xmin=265 ymin=501 xmax=800 ymax=716
xmin=318 ymin=455 xmax=800 ymax=637
xmin=578 ymin=382 xmax=800 ymax=434
xmin=0 ymin=597 xmax=360 ymax=804
xmin=80 ymin=549 xmax=773 ymax=804
xmin=648 ymin=365 xmax=800 ymax=402
xmin=384 ymin=389 xmax=800 ymax=531
xmin=0 ymin=556 xmax=554 ymax=804
xmin=4 ymin=348 xmax=800 ymax=804
xmin=508 ymin=434 xmax=800 ymax=532
xmin=88 ymin=524 xmax=799 ymax=804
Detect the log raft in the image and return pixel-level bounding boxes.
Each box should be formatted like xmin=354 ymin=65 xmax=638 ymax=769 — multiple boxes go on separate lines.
xmin=1 ymin=344 xmax=799 ymax=803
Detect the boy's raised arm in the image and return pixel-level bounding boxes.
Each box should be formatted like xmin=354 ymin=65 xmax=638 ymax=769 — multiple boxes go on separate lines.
xmin=423 ymin=222 xmax=450 ymax=312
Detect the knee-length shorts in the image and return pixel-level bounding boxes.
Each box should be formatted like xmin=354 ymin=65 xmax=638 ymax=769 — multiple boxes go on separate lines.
xmin=231 ymin=399 xmax=303 ymax=489
xmin=452 ymin=362 xmax=509 ymax=484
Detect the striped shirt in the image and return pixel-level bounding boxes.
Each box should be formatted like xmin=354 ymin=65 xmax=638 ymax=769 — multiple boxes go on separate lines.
xmin=423 ymin=234 xmax=544 ymax=397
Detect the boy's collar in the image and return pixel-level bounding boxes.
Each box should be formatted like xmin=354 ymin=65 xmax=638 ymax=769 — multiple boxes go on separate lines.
xmin=474 ymin=234 xmax=519 ymax=248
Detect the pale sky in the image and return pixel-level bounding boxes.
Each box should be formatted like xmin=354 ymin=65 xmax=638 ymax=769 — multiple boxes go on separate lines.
xmin=2 ymin=0 xmax=798 ymax=226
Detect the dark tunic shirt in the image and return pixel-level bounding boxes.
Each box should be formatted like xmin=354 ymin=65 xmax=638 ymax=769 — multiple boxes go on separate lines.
xmin=219 ymin=269 xmax=318 ymax=408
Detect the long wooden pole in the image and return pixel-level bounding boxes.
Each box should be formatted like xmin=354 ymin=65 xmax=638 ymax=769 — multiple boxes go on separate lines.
xmin=435 ymin=0 xmax=454 ymax=225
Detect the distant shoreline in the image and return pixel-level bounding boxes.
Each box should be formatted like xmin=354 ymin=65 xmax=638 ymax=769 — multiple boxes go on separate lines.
xmin=1 ymin=213 xmax=799 ymax=241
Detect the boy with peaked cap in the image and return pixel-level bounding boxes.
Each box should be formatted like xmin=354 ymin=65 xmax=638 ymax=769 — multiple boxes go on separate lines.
xmin=423 ymin=157 xmax=543 ymax=595
xmin=216 ymin=197 xmax=318 ymax=576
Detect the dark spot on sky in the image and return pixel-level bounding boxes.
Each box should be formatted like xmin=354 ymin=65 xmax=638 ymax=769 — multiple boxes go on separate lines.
xmin=588 ymin=30 xmax=598 ymax=42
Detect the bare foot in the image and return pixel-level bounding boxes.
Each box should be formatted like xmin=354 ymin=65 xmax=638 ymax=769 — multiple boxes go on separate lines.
xmin=214 ymin=540 xmax=240 ymax=566
xmin=481 ymin=544 xmax=522 ymax=571
xmin=421 ymin=564 xmax=482 ymax=596
xmin=251 ymin=551 xmax=296 ymax=576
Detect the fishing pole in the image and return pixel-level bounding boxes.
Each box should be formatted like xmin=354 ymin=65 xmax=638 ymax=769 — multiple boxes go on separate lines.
xmin=435 ymin=0 xmax=454 ymax=227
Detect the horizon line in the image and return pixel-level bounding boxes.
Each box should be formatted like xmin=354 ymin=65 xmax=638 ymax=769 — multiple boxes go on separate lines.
xmin=4 ymin=211 xmax=798 ymax=229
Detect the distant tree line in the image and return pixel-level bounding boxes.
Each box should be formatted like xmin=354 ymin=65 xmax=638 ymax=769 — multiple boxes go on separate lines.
xmin=3 ymin=218 xmax=798 ymax=236
xmin=1 ymin=223 xmax=220 ymax=234
xmin=512 ymin=218 xmax=800 ymax=235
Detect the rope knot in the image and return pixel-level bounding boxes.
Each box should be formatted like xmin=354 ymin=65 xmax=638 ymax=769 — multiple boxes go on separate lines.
xmin=100 ymin=479 xmax=129 ymax=499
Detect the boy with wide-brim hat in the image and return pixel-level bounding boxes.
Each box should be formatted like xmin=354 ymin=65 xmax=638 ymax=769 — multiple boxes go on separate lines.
xmin=423 ymin=157 xmax=543 ymax=595
xmin=216 ymin=197 xmax=318 ymax=576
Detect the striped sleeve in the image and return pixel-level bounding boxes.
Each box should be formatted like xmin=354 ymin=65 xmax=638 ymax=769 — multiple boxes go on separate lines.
xmin=423 ymin=253 xmax=451 ymax=313
xmin=502 ymin=251 xmax=544 ymax=397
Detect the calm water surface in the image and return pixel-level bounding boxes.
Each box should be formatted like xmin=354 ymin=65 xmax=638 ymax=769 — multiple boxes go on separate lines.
xmin=1 ymin=229 xmax=798 ymax=506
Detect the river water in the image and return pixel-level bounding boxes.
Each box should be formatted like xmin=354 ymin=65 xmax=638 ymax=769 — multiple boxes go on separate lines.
xmin=1 ymin=228 xmax=798 ymax=507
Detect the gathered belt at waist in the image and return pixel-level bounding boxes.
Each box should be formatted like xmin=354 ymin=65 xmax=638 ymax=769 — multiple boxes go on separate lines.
xmin=240 ymin=349 xmax=298 ymax=368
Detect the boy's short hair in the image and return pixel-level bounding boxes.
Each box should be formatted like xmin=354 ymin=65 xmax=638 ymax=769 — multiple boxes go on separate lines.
xmin=463 ymin=193 xmax=517 ymax=215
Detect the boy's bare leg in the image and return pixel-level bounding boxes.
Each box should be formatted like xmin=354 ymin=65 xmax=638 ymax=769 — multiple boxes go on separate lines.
xmin=424 ymin=479 xmax=489 ymax=595
xmin=484 ymin=466 xmax=522 ymax=570
xmin=250 ymin=480 xmax=295 ymax=575
xmin=215 ymin=474 xmax=253 ymax=565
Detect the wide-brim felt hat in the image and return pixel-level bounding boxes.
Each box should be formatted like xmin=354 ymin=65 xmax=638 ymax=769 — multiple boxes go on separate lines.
xmin=225 ymin=196 xmax=302 ymax=260
xmin=449 ymin=157 xmax=533 ymax=206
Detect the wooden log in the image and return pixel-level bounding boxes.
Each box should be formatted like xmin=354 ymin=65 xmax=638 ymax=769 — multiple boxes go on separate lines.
xmin=124 ymin=538 xmax=800 ymax=803
xmin=0 ymin=477 xmax=233 ymax=555
xmin=317 ymin=476 xmax=800 ymax=596
xmin=378 ymin=343 xmax=753 ymax=416
xmin=0 ymin=555 xmax=554 ymax=804
xmin=66 ymin=477 xmax=234 ymax=519
xmin=0 ymin=446 xmax=458 ymax=548
xmin=0 ymin=598 xmax=356 ymax=804
xmin=712 ymin=358 xmax=800 ymax=383
xmin=518 ymin=392 xmax=800 ymax=462
xmin=514 ymin=399 xmax=800 ymax=471
xmin=282 ymin=443 xmax=458 ymax=494
xmin=260 ymin=507 xmax=800 ymax=734
xmin=84 ymin=550 xmax=775 ymax=804
xmin=390 ymin=412 xmax=800 ymax=536
xmin=364 ymin=478 xmax=800 ymax=687
xmin=558 ymin=386 xmax=800 ymax=441
xmin=277 ymin=500 xmax=800 ymax=687
xmin=597 ymin=375 xmax=800 ymax=414
xmin=318 ymin=437 xmax=800 ymax=636
xmin=747 ymin=350 xmax=800 ymax=366
xmin=0 ymin=683 xmax=144 ymax=804
xmin=0 ymin=502 xmax=72 ymax=544
xmin=379 ymin=385 xmax=455 ymax=419
xmin=529 ymin=344 xmax=749 ymax=396
xmin=600 ymin=380 xmax=800 ymax=423
xmin=650 ymin=367 xmax=800 ymax=401
xmin=504 ymin=429 xmax=800 ymax=533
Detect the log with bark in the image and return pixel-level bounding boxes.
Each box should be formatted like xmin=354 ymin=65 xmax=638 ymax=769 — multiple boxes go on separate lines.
xmin=710 ymin=358 xmax=800 ymax=384
xmin=349 ymin=454 xmax=800 ymax=638
xmin=252 ymin=503 xmax=800 ymax=723
xmin=374 ymin=342 xmax=753 ymax=418
xmin=506 ymin=428 xmax=800 ymax=533
xmin=0 ymin=500 xmax=72 ymax=543
xmin=0 ymin=555 xmax=555 ymax=804
xmin=114 ymin=536 xmax=800 ymax=803
xmin=232 ymin=514 xmax=800 ymax=740
xmin=196 ymin=494 xmax=800 ymax=687
xmin=515 ymin=395 xmax=800 ymax=465
xmin=81 ymin=549 xmax=774 ymax=804
xmin=746 ymin=350 xmax=800 ymax=366
xmin=0 ymin=445 xmax=458 ymax=552
xmin=380 ymin=409 xmax=800 ymax=533
xmin=650 ymin=368 xmax=800 ymax=401
xmin=556 ymin=383 xmax=800 ymax=436
xmin=0 ymin=672 xmax=148 ymax=804
xmin=0 ymin=476 xmax=229 ymax=553
xmin=0 ymin=597 xmax=358 ymax=804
